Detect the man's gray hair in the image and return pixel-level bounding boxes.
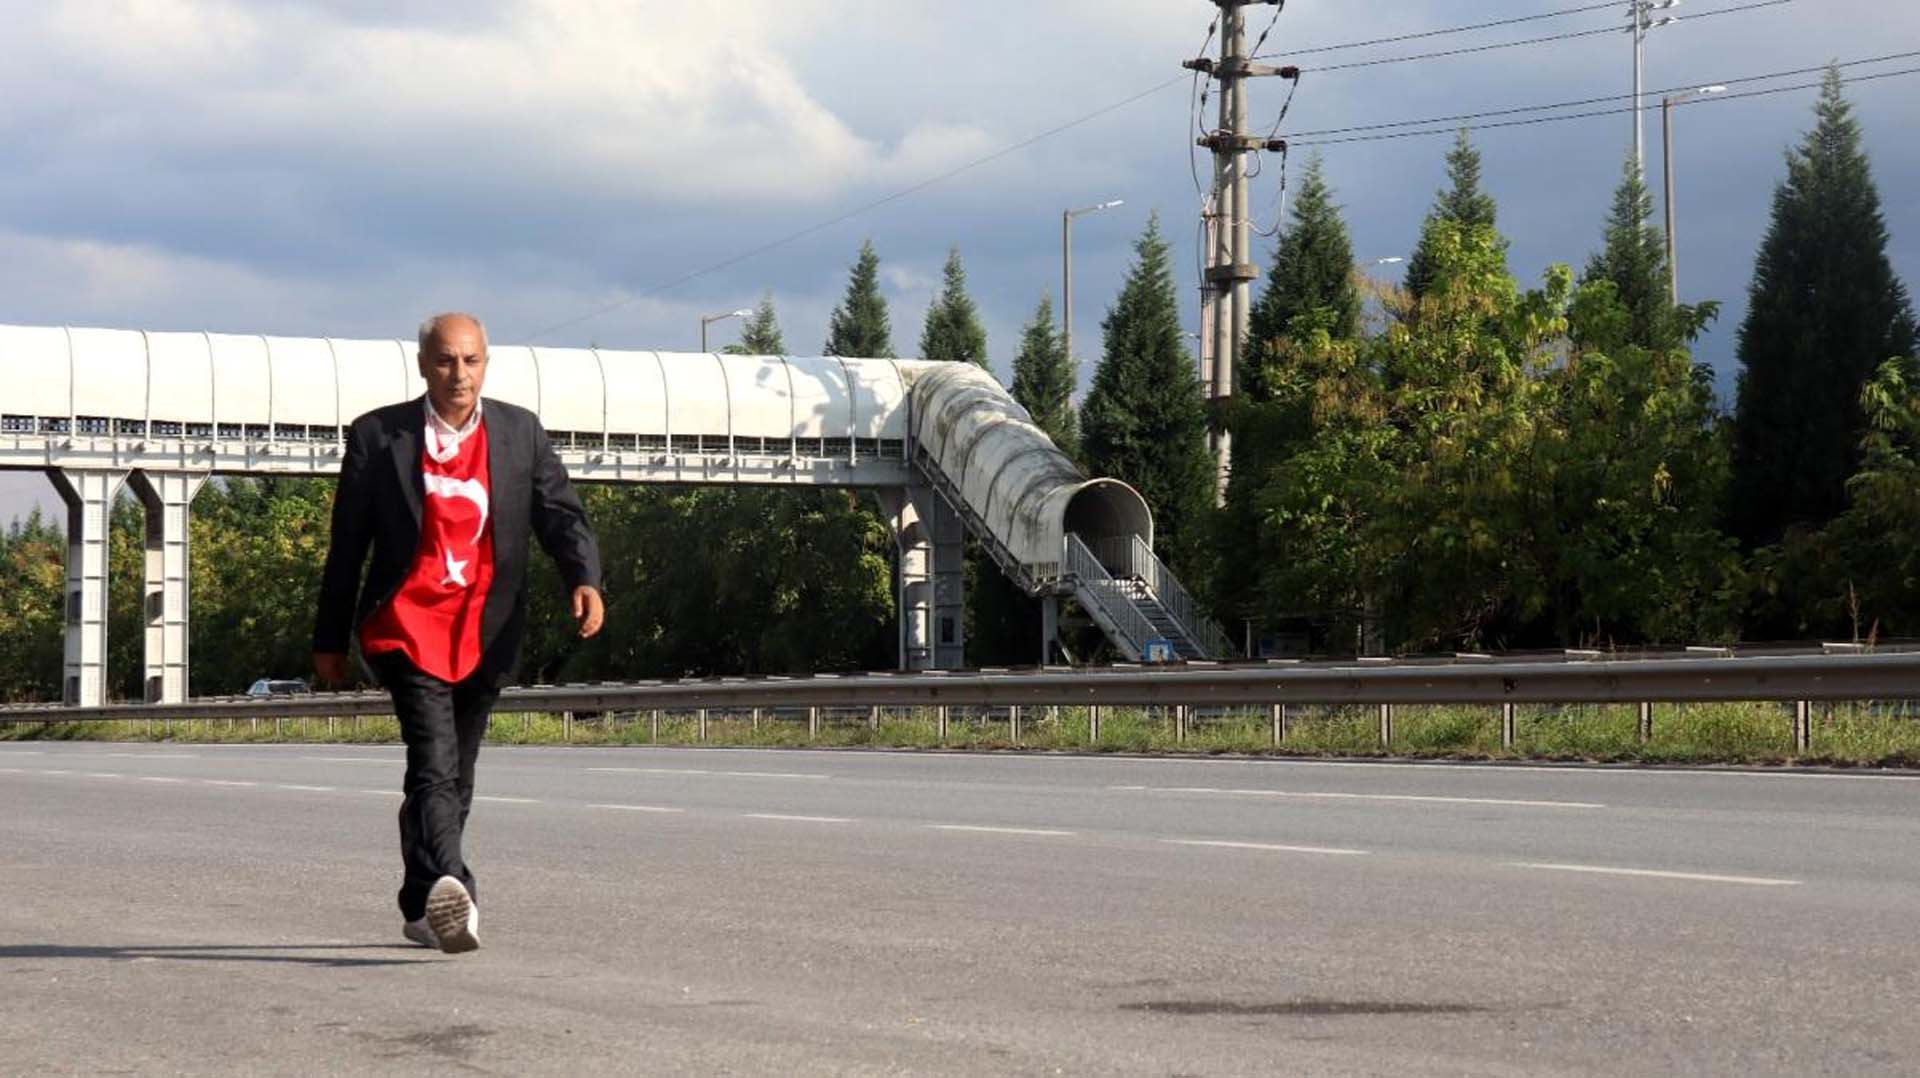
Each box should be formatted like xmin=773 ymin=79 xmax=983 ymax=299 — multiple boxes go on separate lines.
xmin=417 ymin=312 xmax=488 ymax=353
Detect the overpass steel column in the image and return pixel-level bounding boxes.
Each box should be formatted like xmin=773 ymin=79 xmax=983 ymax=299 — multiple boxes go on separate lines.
xmin=48 ymin=468 xmax=127 ymax=706
xmin=879 ymin=486 xmax=967 ymax=671
xmin=128 ymin=471 xmax=207 ymax=703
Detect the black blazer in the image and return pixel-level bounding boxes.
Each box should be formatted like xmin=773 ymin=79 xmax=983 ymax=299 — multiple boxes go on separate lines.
xmin=312 ymin=396 xmax=602 ymax=685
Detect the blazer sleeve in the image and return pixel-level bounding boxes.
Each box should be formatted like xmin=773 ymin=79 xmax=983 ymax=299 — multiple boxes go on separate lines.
xmin=312 ymin=419 xmax=374 ymax=653
xmin=527 ymin=420 xmax=603 ymax=593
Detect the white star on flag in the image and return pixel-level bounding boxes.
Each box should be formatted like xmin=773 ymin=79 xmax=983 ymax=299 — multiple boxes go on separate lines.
xmin=442 ymin=549 xmax=470 ymax=588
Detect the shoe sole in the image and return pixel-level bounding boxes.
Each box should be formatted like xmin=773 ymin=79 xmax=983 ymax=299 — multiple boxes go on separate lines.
xmin=425 ymin=878 xmax=479 ymax=954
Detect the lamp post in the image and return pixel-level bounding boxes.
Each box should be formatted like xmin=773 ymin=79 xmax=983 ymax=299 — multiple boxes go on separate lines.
xmin=699 ymin=308 xmax=753 ymax=353
xmin=1663 ymin=85 xmax=1724 ymax=303
xmin=1629 ymin=0 xmax=1681 ymax=176
xmin=1062 ymin=199 xmax=1124 ymax=367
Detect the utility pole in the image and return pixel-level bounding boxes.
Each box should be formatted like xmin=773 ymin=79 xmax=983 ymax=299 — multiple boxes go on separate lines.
xmin=1629 ymin=1 xmax=1680 ymax=176
xmin=1062 ymin=200 xmax=1124 ymax=372
xmin=1186 ymin=1 xmax=1293 ymax=505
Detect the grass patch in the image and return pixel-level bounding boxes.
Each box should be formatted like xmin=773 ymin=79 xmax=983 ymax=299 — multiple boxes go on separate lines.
xmin=5 ymin=699 xmax=1919 ymax=768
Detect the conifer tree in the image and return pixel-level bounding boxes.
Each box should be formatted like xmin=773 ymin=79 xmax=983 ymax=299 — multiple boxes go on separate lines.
xmin=725 ymin=293 xmax=785 ymax=355
xmin=919 ymin=247 xmax=989 ymax=368
xmin=1730 ymin=66 xmax=1918 ymax=547
xmin=1581 ymin=156 xmax=1710 ymax=351
xmin=1010 ymin=295 xmax=1079 ymax=460
xmin=1243 ymin=153 xmax=1358 ymax=401
xmin=824 ymin=239 xmax=894 ymax=358
xmin=1405 ymin=130 xmax=1504 ymax=300
xmin=1082 ymin=213 xmax=1215 ymax=577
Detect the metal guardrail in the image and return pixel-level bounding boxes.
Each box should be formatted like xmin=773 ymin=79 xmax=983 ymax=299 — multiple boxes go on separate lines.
xmin=1091 ymin=535 xmax=1236 ymax=659
xmin=5 ymin=650 xmax=1917 ymax=719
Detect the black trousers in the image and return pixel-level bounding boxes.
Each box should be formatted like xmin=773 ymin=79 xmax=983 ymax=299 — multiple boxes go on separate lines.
xmin=372 ymin=651 xmax=500 ymax=922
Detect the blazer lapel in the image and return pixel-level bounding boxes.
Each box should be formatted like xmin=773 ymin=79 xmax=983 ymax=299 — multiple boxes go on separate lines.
xmin=390 ymin=400 xmax=425 ymax=527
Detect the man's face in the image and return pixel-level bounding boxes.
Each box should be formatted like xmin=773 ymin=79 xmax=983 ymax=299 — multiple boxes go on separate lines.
xmin=418 ymin=317 xmax=488 ymax=418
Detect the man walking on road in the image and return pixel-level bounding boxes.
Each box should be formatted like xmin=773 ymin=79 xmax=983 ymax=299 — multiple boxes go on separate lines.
xmin=312 ymin=312 xmax=604 ymax=954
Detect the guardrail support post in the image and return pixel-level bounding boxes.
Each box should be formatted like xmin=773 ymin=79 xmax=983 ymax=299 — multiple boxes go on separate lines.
xmin=1501 ymin=703 xmax=1516 ymax=750
xmin=935 ymin=705 xmax=949 ymax=741
xmin=698 ymin=708 xmax=709 ymax=742
xmin=806 ymin=706 xmax=819 ymax=741
xmin=651 ymin=709 xmax=662 ymax=742
xmin=1379 ymin=703 xmax=1393 ymax=748
xmin=751 ymin=707 xmax=761 ymax=732
xmin=1088 ymin=704 xmax=1101 ymax=745
xmin=1637 ymin=701 xmax=1654 ymax=744
xmin=1009 ymin=705 xmax=1021 ymax=744
xmin=868 ymin=705 xmax=880 ymax=731
xmin=1793 ymin=700 xmax=1812 ymax=754
xmin=563 ymin=710 xmax=573 ymax=742
xmin=1173 ymin=705 xmax=1187 ymax=743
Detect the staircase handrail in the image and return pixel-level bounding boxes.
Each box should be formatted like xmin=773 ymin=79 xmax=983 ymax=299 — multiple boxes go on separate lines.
xmin=1063 ymin=532 xmax=1156 ymax=658
xmin=1088 ymin=535 xmax=1235 ymax=659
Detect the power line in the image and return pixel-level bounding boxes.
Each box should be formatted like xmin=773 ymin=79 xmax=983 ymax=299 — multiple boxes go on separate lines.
xmin=1264 ymin=0 xmax=1795 ymax=74
xmin=1289 ymin=65 xmax=1920 ymax=147
xmin=525 ymin=75 xmax=1189 ymax=341
xmin=1284 ymin=51 xmax=1920 ymax=140
xmin=1267 ymin=0 xmax=1622 ymax=58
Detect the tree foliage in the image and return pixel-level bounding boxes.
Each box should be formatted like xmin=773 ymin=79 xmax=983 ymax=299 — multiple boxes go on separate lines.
xmin=919 ymin=247 xmax=988 ymax=368
xmin=1242 ymin=153 xmax=1358 ymax=402
xmin=725 ymin=293 xmax=786 ymax=355
xmin=1009 ymin=294 xmax=1079 ymax=461
xmin=825 ymin=239 xmax=895 ymax=359
xmin=1081 ymin=213 xmax=1216 ymax=579
xmin=1730 ymin=67 xmax=1918 ymax=549
xmin=1405 ymin=130 xmax=1504 ymax=301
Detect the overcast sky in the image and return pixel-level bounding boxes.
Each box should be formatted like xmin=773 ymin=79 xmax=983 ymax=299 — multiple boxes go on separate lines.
xmin=3 ymin=0 xmax=1916 ymax=525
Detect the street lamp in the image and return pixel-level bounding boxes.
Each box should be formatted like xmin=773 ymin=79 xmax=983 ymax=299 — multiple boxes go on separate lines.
xmin=1361 ymin=256 xmax=1404 ymax=270
xmin=1062 ymin=199 xmax=1124 ymax=366
xmin=1629 ymin=0 xmax=1682 ymax=175
xmin=699 ymin=308 xmax=753 ymax=352
xmin=1663 ymin=84 xmax=1725 ymax=303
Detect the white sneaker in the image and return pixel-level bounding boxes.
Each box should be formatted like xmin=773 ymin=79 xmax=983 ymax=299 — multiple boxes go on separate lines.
xmin=403 ymin=917 xmax=438 ymax=949
xmin=425 ymin=875 xmax=480 ymax=954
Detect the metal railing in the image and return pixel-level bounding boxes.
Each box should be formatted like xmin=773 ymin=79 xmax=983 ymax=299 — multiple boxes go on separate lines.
xmin=1062 ymin=533 xmax=1158 ymax=659
xmin=1089 ymin=535 xmax=1235 ymax=659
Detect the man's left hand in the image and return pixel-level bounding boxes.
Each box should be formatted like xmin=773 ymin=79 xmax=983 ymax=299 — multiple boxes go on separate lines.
xmin=571 ymin=585 xmax=605 ymax=639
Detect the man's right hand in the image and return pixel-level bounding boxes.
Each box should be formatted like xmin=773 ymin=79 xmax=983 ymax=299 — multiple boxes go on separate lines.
xmin=313 ymin=651 xmax=350 ymax=688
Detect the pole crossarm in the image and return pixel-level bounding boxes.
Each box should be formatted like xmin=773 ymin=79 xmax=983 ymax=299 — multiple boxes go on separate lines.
xmin=9 ymin=651 xmax=1918 ymax=722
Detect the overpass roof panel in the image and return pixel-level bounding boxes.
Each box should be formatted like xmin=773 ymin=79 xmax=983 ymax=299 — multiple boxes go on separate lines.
xmin=783 ymin=356 xmax=852 ymax=439
xmin=263 ymin=336 xmax=339 ymax=429
xmin=600 ymin=350 xmax=668 ymax=436
xmin=844 ymin=359 xmax=908 ymax=439
xmin=67 ymin=328 xmax=147 ymax=423
xmin=484 ymin=345 xmax=541 ymax=414
xmin=717 ymin=354 xmax=793 ymax=440
xmin=145 ymin=333 xmax=214 ymax=425
xmin=335 ymin=339 xmax=414 ymax=423
xmin=0 ymin=325 xmax=71 ymax=419
xmin=207 ymin=334 xmax=270 ymax=430
xmin=656 ymin=352 xmax=730 ymax=437
xmin=532 ymin=347 xmax=605 ymax=435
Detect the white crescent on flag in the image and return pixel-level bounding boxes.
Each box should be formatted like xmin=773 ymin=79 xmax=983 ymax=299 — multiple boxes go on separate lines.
xmin=423 ymin=473 xmax=490 ymax=544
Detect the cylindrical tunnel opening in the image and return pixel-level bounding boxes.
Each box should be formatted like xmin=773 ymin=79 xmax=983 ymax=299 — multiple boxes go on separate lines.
xmin=1062 ymin=479 xmax=1153 ymax=571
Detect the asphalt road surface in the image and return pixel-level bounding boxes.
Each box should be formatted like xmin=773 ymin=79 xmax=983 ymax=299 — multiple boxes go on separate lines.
xmin=4 ymin=743 xmax=1918 ymax=1076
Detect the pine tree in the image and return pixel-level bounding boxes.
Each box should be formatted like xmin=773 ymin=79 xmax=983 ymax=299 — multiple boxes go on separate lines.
xmin=1243 ymin=154 xmax=1358 ymax=401
xmin=1405 ymin=130 xmax=1504 ymax=300
xmin=919 ymin=247 xmax=989 ymax=368
xmin=1082 ymin=213 xmax=1216 ymax=577
xmin=725 ymin=293 xmax=785 ymax=355
xmin=824 ymin=239 xmax=894 ymax=358
xmin=1009 ymin=295 xmax=1079 ymax=460
xmin=1730 ymin=66 xmax=1919 ymax=548
xmin=1581 ymin=156 xmax=1698 ymax=351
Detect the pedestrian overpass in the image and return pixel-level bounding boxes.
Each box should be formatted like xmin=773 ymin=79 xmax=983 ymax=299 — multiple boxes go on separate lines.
xmin=0 ymin=323 xmax=1232 ymax=705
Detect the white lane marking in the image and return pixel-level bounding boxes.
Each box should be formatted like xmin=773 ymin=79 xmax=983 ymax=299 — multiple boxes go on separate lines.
xmin=929 ymin=825 xmax=1076 ymax=837
xmin=42 ymin=769 xmax=74 ymax=776
xmin=138 ymin=776 xmax=183 ymax=784
xmin=1115 ymin=756 xmax=1920 ymax=782
xmin=357 ymin=789 xmax=404 ymax=797
xmin=475 ymin=796 xmax=541 ymax=804
xmin=0 ymin=750 xmax=43 ymax=755
xmin=0 ymin=767 xmax=23 ymax=774
xmin=587 ymin=767 xmax=828 ymax=780
xmin=203 ymin=780 xmax=257 ymax=788
xmin=277 ymin=785 xmax=336 ymax=792
xmin=1114 ymin=785 xmax=1605 ymax=809
xmin=301 ymin=756 xmax=394 ymax=763
xmin=104 ymin=752 xmax=200 ymax=759
xmin=590 ymin=803 xmax=684 ymax=814
xmin=743 ymin=813 xmax=853 ymax=824
xmin=1511 ymin=862 xmax=1801 ymax=887
xmin=83 ymin=772 xmax=123 ymax=779
xmin=1165 ymin=839 xmax=1370 ymax=856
